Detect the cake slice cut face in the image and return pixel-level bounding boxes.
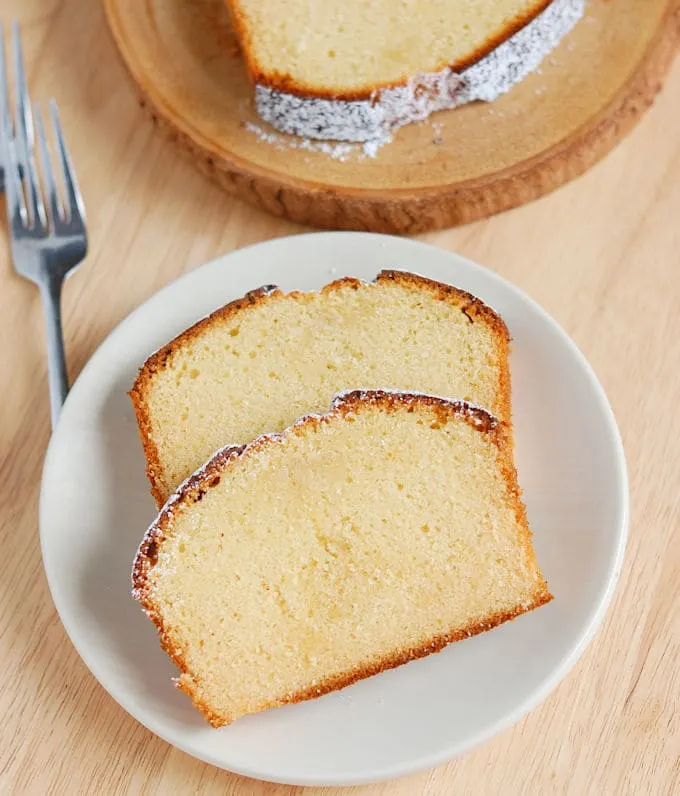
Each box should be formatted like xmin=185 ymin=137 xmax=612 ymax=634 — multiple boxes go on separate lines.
xmin=133 ymin=391 xmax=552 ymax=726
xmin=227 ymin=0 xmax=585 ymax=141
xmin=130 ymin=271 xmax=511 ymax=507
xmin=231 ymin=0 xmax=557 ymax=95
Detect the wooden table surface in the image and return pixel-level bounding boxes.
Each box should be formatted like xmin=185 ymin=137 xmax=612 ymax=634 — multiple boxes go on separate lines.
xmin=2 ymin=2 xmax=679 ymax=794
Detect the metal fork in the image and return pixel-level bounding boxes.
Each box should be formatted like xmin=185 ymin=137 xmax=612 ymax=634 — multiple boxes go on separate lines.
xmin=0 ymin=22 xmax=87 ymax=428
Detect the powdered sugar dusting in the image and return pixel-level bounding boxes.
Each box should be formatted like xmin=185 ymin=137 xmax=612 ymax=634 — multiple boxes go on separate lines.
xmin=245 ymin=121 xmax=389 ymax=160
xmin=245 ymin=121 xmax=356 ymax=161
xmin=255 ymin=0 xmax=584 ymax=144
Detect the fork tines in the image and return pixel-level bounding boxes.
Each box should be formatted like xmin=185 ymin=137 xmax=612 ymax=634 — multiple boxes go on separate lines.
xmin=0 ymin=21 xmax=86 ymax=235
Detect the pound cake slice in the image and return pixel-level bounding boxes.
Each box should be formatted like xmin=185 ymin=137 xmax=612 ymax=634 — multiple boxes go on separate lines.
xmin=133 ymin=390 xmax=551 ymax=726
xmin=130 ymin=270 xmax=511 ymax=507
xmin=227 ymin=0 xmax=585 ymax=141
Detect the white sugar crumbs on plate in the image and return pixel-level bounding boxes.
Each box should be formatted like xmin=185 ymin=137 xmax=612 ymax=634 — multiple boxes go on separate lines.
xmin=432 ymin=121 xmax=444 ymax=145
xmin=244 ymin=121 xmax=391 ymax=161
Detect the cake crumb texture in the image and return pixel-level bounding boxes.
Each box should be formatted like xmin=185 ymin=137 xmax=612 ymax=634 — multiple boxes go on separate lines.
xmin=133 ymin=390 xmax=552 ymax=726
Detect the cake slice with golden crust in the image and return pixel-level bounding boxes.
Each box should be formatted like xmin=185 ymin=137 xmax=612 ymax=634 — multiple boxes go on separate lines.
xmin=130 ymin=270 xmax=512 ymax=508
xmin=133 ymin=390 xmax=551 ymax=726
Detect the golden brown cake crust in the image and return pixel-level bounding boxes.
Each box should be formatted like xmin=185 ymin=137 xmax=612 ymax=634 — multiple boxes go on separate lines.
xmin=225 ymin=0 xmax=553 ymax=100
xmin=129 ymin=270 xmax=512 ymax=508
xmin=132 ymin=390 xmax=552 ymax=727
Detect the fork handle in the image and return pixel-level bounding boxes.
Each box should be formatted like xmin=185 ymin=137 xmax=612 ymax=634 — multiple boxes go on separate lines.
xmin=39 ymin=274 xmax=69 ymax=429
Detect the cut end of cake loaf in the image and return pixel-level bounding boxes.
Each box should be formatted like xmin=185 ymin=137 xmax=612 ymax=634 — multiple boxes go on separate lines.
xmin=228 ymin=0 xmax=585 ymax=142
xmin=227 ymin=0 xmax=554 ymax=97
xmin=133 ymin=390 xmax=551 ymax=727
xmin=129 ymin=270 xmax=511 ymax=508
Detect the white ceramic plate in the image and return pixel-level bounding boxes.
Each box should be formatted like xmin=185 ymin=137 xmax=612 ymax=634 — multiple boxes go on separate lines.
xmin=40 ymin=232 xmax=628 ymax=786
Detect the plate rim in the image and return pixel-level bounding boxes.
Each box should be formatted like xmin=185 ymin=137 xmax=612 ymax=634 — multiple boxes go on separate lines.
xmin=39 ymin=231 xmax=629 ymax=786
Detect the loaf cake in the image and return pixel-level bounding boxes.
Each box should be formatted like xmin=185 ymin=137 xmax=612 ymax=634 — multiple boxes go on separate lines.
xmin=133 ymin=390 xmax=551 ymax=726
xmin=130 ymin=270 xmax=511 ymax=507
xmin=226 ymin=0 xmax=585 ymax=142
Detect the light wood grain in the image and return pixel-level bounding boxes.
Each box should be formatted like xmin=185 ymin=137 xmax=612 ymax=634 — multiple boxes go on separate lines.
xmin=1 ymin=1 xmax=679 ymax=793
xmin=101 ymin=0 xmax=680 ymax=233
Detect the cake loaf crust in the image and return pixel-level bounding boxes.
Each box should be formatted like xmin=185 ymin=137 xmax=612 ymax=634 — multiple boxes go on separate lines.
xmin=133 ymin=390 xmax=552 ymax=727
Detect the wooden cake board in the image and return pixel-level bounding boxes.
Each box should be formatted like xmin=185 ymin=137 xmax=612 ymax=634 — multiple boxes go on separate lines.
xmin=104 ymin=0 xmax=680 ymax=233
